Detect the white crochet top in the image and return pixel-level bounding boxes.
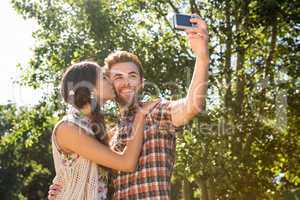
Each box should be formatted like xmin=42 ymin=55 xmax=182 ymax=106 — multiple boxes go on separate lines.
xmin=51 ymin=110 xmax=108 ymax=200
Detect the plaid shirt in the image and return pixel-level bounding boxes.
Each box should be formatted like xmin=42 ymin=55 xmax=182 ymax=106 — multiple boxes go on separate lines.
xmin=110 ymin=100 xmax=182 ymax=200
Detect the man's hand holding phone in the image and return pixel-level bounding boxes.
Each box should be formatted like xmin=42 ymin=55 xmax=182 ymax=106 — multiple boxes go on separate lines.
xmin=173 ymin=13 xmax=209 ymax=59
xmin=186 ymin=15 xmax=209 ymax=59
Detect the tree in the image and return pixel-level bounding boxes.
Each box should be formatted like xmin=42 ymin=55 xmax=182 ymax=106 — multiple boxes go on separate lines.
xmin=0 ymin=103 xmax=57 ymax=199
xmin=0 ymin=0 xmax=298 ymax=199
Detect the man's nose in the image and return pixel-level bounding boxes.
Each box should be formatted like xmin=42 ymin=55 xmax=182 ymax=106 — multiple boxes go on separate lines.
xmin=121 ymin=77 xmax=130 ymax=87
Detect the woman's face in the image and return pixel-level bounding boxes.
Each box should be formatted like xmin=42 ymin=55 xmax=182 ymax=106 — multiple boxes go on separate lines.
xmin=95 ymin=70 xmax=115 ymax=102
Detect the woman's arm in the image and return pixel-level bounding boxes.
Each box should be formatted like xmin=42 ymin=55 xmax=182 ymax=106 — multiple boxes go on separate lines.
xmin=56 ymin=112 xmax=144 ymax=172
xmin=55 ymin=101 xmax=158 ymax=172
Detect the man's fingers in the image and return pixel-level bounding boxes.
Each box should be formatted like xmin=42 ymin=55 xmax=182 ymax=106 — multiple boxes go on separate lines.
xmin=48 ymin=194 xmax=54 ymax=200
xmin=49 ymin=184 xmax=62 ymax=191
xmin=49 ymin=184 xmax=55 ymax=190
xmin=187 ymin=31 xmax=207 ymax=40
xmin=48 ymin=183 xmax=61 ymax=200
xmin=48 ymin=193 xmax=57 ymax=200
xmin=188 ymin=34 xmax=203 ymax=40
xmin=182 ymin=15 xmax=208 ymax=37
xmin=190 ymin=17 xmax=208 ymax=29
xmin=185 ymin=27 xmax=208 ymax=35
xmin=48 ymin=189 xmax=58 ymax=195
xmin=48 ymin=181 xmax=63 ymax=200
xmin=48 ymin=192 xmax=56 ymax=200
xmin=48 ymin=188 xmax=59 ymax=200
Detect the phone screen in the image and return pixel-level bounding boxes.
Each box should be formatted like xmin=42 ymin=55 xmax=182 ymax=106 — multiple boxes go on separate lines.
xmin=176 ymin=14 xmax=192 ymax=27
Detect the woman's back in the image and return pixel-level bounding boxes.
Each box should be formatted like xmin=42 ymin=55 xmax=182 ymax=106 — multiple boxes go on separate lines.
xmin=52 ymin=111 xmax=108 ymax=200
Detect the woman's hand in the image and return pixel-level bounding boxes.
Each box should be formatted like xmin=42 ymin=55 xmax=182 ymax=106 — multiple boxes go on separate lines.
xmin=136 ymin=100 xmax=160 ymax=117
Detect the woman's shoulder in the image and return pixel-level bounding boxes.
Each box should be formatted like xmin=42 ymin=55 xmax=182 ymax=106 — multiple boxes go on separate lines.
xmin=55 ymin=119 xmax=78 ymax=134
xmin=55 ymin=114 xmax=94 ymax=135
xmin=55 ymin=118 xmax=94 ymax=138
xmin=52 ymin=118 xmax=82 ymax=156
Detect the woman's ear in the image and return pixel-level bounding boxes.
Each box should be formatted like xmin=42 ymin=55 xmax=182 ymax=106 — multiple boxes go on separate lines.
xmin=90 ymin=90 xmax=98 ymax=110
xmin=141 ymin=78 xmax=145 ymax=90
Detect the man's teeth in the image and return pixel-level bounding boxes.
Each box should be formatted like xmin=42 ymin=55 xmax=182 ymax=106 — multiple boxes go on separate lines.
xmin=121 ymin=89 xmax=134 ymax=93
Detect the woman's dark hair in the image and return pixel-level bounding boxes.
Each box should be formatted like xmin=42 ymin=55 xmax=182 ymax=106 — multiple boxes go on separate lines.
xmin=61 ymin=61 xmax=108 ymax=144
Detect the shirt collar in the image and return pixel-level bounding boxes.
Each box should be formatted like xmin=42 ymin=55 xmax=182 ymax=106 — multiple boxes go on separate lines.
xmin=120 ymin=101 xmax=144 ymax=118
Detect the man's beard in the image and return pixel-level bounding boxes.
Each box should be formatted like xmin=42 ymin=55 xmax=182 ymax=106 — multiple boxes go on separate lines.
xmin=115 ymin=92 xmax=138 ymax=108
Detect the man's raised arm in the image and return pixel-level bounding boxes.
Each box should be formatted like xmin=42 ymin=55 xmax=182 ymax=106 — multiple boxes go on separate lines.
xmin=171 ymin=15 xmax=209 ymax=127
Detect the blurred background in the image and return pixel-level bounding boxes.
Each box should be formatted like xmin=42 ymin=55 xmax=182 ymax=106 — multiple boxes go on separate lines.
xmin=0 ymin=0 xmax=299 ymax=199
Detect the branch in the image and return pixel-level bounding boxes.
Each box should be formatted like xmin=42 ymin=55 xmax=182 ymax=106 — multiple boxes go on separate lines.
xmin=152 ymin=6 xmax=193 ymax=59
xmin=166 ymin=0 xmax=179 ymax=13
xmin=189 ymin=0 xmax=201 ymax=15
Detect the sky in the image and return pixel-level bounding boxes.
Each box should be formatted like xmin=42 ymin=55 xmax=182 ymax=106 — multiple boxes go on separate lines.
xmin=0 ymin=1 xmax=44 ymax=106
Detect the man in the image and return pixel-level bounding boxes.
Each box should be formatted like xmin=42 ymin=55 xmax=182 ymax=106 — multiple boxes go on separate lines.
xmin=49 ymin=15 xmax=209 ymax=199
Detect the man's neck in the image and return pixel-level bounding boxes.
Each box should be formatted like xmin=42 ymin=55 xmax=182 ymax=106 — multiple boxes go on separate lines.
xmin=118 ymin=101 xmax=140 ymax=116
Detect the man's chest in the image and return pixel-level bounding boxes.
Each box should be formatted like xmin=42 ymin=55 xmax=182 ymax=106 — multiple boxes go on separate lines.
xmin=112 ymin=118 xmax=176 ymax=157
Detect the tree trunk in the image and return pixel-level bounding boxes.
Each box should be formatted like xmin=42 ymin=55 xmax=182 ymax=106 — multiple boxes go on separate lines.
xmin=224 ymin=1 xmax=233 ymax=114
xmin=171 ymin=177 xmax=182 ymax=200
xmin=198 ymin=177 xmax=209 ymax=200
xmin=208 ymin=177 xmax=216 ymax=200
xmin=265 ymin=21 xmax=277 ymax=85
xmin=233 ymin=0 xmax=247 ymax=156
xmin=183 ymin=179 xmax=193 ymax=200
xmin=189 ymin=0 xmax=200 ymax=15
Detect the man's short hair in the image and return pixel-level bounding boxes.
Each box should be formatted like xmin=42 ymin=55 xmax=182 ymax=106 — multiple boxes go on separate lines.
xmin=104 ymin=51 xmax=144 ymax=79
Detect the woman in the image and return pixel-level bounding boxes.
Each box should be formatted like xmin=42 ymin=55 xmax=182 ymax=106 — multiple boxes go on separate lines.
xmin=50 ymin=61 xmax=155 ymax=199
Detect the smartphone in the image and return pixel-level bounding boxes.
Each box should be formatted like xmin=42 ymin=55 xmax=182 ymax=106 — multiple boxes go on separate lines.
xmin=173 ymin=13 xmax=198 ymax=31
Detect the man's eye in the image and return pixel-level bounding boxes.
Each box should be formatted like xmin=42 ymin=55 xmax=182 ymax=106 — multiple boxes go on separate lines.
xmin=114 ymin=76 xmax=122 ymax=80
xmin=130 ymin=74 xmax=137 ymax=78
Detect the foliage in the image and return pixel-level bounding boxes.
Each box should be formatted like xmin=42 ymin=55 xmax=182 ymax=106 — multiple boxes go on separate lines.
xmin=0 ymin=0 xmax=299 ymax=199
xmin=0 ymin=103 xmax=58 ymax=199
